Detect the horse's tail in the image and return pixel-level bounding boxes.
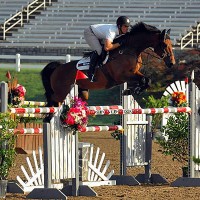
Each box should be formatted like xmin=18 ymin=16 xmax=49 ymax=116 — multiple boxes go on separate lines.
xmin=41 ymin=61 xmax=60 ymax=106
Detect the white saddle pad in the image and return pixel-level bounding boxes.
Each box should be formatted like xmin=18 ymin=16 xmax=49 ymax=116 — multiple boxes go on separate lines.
xmin=76 ymin=54 xmax=109 ymax=71
xmin=76 ymin=57 xmax=90 ymax=70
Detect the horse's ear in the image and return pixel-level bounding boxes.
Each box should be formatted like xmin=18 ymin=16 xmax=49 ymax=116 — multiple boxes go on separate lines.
xmin=160 ymin=29 xmax=166 ymax=41
xmin=166 ymin=29 xmax=171 ymax=35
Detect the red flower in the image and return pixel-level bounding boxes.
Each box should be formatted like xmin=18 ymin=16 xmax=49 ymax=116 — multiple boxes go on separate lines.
xmin=14 ymin=85 xmax=26 ymax=97
xmin=66 ymin=113 xmax=75 ymax=125
xmin=60 ymin=97 xmax=88 ymax=133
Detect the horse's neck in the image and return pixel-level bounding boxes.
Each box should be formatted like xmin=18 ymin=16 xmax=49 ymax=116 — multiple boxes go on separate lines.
xmin=109 ymin=47 xmax=137 ymax=60
xmin=130 ymin=33 xmax=158 ymax=54
xmin=109 ymin=32 xmax=159 ymax=58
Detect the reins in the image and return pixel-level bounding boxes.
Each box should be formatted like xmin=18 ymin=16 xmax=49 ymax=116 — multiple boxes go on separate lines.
xmin=137 ymin=48 xmax=163 ymax=66
xmin=118 ymin=47 xmax=169 ymax=66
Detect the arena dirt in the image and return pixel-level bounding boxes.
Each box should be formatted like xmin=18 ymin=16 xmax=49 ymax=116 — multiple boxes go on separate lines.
xmin=6 ymin=132 xmax=200 ymax=200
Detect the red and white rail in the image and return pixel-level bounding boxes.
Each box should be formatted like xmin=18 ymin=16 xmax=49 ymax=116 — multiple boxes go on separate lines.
xmin=10 ymin=107 xmax=58 ymax=114
xmin=13 ymin=125 xmax=123 ymax=134
xmin=23 ymin=101 xmax=46 ymax=106
xmin=87 ymin=107 xmax=191 ymax=116
xmin=80 ymin=125 xmax=123 ymax=132
xmin=14 ymin=128 xmax=43 ymax=134
xmin=87 ymin=105 xmax=122 ymax=110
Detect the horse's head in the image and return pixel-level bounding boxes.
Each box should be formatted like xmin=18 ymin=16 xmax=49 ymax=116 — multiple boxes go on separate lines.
xmin=154 ymin=29 xmax=176 ymax=68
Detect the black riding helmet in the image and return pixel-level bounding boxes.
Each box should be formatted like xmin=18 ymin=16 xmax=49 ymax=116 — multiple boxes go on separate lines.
xmin=116 ymin=16 xmax=131 ymax=27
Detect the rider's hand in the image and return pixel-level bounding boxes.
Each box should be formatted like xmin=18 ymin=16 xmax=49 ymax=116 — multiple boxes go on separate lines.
xmin=105 ymin=39 xmax=120 ymax=51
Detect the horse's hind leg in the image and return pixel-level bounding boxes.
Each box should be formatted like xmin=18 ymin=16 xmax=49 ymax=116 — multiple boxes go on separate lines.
xmin=45 ymin=94 xmax=59 ymax=107
xmin=78 ymin=88 xmax=89 ymax=101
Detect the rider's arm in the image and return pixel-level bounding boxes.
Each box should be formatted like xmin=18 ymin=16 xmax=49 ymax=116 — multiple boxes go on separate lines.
xmin=104 ymin=39 xmax=120 ymax=51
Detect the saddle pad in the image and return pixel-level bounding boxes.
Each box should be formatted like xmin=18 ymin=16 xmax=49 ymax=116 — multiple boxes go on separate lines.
xmin=76 ymin=57 xmax=90 ymax=70
xmin=76 ymin=54 xmax=109 ymax=70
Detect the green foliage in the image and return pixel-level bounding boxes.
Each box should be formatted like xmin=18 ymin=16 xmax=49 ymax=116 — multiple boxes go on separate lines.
xmin=192 ymin=156 xmax=200 ymax=164
xmin=157 ymin=113 xmax=189 ymax=164
xmin=143 ymin=95 xmax=169 ymax=131
xmin=0 ymin=113 xmax=18 ymax=180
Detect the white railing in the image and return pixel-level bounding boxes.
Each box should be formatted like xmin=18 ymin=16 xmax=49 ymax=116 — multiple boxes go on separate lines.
xmin=197 ymin=23 xmax=200 ymax=45
xmin=3 ymin=11 xmax=23 ymax=40
xmin=181 ymin=31 xmax=193 ymax=49
xmin=2 ymin=0 xmax=50 ymax=39
xmin=0 ymin=54 xmax=81 ymax=72
xmin=27 ymin=0 xmax=46 ymax=22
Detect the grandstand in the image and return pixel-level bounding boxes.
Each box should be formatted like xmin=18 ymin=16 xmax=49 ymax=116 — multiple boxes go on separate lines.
xmin=0 ymin=0 xmax=199 ymax=56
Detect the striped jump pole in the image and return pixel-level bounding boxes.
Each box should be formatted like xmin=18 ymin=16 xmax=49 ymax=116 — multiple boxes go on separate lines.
xmin=13 ymin=125 xmax=123 ymax=134
xmin=16 ymin=113 xmax=44 ymax=118
xmin=87 ymin=107 xmax=191 ymax=116
xmin=10 ymin=106 xmax=125 ymax=114
xmin=80 ymin=125 xmax=123 ymax=132
xmin=23 ymin=101 xmax=46 ymax=106
xmin=10 ymin=107 xmax=59 ymax=114
xmin=14 ymin=128 xmax=43 ymax=134
xmin=87 ymin=105 xmax=122 ymax=110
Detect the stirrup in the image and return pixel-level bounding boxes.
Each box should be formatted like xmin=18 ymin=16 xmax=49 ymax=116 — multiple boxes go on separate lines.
xmin=90 ymin=74 xmax=96 ymax=82
xmin=90 ymin=75 xmax=96 ymax=82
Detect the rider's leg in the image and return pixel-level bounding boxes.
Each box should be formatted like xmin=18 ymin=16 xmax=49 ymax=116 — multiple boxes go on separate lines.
xmin=84 ymin=27 xmax=102 ymax=55
xmin=88 ymin=51 xmax=99 ymax=82
xmin=84 ymin=26 xmax=102 ymax=82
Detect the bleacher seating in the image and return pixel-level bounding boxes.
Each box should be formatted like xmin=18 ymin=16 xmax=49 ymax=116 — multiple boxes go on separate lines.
xmin=0 ymin=0 xmax=29 ymax=23
xmin=0 ymin=0 xmax=200 ymax=49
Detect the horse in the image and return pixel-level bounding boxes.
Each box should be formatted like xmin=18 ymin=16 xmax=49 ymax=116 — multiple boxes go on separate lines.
xmin=41 ymin=22 xmax=175 ymax=107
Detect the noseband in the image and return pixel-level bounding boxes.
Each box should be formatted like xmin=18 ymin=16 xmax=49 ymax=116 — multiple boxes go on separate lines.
xmin=140 ymin=44 xmax=172 ymax=63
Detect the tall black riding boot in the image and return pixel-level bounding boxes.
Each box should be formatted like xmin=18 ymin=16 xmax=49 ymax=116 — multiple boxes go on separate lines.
xmin=88 ymin=51 xmax=99 ymax=82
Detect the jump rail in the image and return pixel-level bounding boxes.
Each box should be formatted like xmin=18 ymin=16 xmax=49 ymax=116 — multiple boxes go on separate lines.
xmin=13 ymin=125 xmax=123 ymax=134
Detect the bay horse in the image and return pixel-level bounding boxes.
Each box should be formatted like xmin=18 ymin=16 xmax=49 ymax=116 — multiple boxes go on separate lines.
xmin=41 ymin=22 xmax=175 ymax=107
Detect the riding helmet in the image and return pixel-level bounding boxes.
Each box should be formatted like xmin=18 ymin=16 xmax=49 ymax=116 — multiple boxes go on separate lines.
xmin=116 ymin=16 xmax=131 ymax=27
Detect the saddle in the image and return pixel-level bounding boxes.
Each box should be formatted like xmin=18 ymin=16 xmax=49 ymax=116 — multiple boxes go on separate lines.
xmin=76 ymin=48 xmax=109 ymax=71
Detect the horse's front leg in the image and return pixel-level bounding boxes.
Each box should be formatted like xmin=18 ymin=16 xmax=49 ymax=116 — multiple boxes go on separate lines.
xmin=127 ymin=74 xmax=151 ymax=96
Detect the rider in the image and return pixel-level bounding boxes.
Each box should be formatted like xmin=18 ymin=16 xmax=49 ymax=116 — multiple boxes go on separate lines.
xmin=84 ymin=16 xmax=131 ymax=82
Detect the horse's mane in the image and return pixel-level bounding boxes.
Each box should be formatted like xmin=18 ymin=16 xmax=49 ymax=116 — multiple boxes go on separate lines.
xmin=113 ymin=22 xmax=161 ymax=46
xmin=129 ymin=22 xmax=161 ymax=35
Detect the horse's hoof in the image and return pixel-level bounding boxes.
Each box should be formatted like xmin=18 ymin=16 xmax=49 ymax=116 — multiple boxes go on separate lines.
xmin=133 ymin=87 xmax=142 ymax=95
xmin=43 ymin=114 xmax=53 ymax=123
xmin=122 ymin=89 xmax=131 ymax=96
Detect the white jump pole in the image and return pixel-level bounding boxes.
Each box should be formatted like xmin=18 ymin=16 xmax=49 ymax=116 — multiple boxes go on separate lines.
xmin=0 ymin=81 xmax=8 ymax=112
